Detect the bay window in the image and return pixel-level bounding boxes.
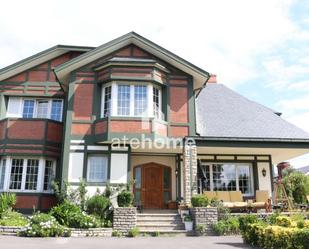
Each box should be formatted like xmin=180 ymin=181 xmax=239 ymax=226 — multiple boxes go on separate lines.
xmin=101 ymin=82 xmax=162 ymax=119
xmin=7 ymin=97 xmax=63 ymax=121
xmin=0 ymin=157 xmax=56 ymax=192
xmin=198 ymin=163 xmax=254 ymax=196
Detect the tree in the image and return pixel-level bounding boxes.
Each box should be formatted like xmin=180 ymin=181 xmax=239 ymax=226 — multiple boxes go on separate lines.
xmin=282 ymin=168 xmax=309 ymax=204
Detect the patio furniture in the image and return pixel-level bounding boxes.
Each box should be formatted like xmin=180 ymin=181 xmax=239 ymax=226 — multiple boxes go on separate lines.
xmin=203 ymin=191 xmax=248 ymax=210
xmin=251 ymin=190 xmax=272 ymax=212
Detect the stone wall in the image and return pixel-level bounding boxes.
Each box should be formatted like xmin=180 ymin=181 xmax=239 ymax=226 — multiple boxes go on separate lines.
xmin=190 ymin=207 xmax=218 ymax=234
xmin=113 ymin=207 xmax=137 ymax=234
xmin=71 ymin=228 xmax=112 ymax=237
xmin=0 ymin=226 xmax=23 ymax=235
xmin=183 ymin=139 xmax=198 ymax=205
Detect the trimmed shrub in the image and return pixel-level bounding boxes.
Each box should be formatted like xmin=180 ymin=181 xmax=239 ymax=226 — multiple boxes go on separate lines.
xmin=86 ymin=194 xmax=110 ymax=220
xmin=50 ymin=200 xmax=100 ymax=228
xmin=213 ymin=217 xmax=240 ymax=235
xmin=117 ymin=191 xmax=133 ymax=207
xmin=238 ymin=214 xmax=258 ymax=232
xmin=0 ymin=193 xmax=16 ymax=217
xmin=0 ymin=210 xmax=28 ymax=227
xmin=18 ymin=213 xmax=70 ymax=237
xmin=191 ymin=195 xmax=209 ymax=207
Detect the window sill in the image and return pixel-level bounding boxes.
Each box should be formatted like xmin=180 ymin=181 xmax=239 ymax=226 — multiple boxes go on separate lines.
xmin=3 ymin=117 xmax=63 ymax=123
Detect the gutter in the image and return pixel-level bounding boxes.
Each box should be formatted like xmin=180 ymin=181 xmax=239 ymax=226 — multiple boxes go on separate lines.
xmin=188 ymin=136 xmax=309 ymax=143
xmin=194 ymin=72 xmax=211 ymax=98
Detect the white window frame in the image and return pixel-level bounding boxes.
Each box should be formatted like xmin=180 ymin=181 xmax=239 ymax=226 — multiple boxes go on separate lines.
xmin=0 ymin=156 xmax=56 ymax=193
xmin=200 ymin=162 xmax=254 ymax=196
xmin=87 ymin=155 xmax=108 ymax=183
xmin=7 ymin=97 xmax=63 ymax=121
xmin=101 ymin=82 xmax=162 ymax=119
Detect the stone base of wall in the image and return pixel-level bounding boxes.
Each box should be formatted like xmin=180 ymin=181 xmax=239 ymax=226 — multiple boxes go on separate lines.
xmin=190 ymin=207 xmax=218 ymax=235
xmin=113 ymin=207 xmax=137 ymax=234
xmin=0 ymin=226 xmax=23 ymax=235
xmin=71 ymin=228 xmax=112 ymax=237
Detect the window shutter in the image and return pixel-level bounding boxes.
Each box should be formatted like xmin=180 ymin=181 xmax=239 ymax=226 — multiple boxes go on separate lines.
xmin=7 ymin=97 xmax=22 ymax=117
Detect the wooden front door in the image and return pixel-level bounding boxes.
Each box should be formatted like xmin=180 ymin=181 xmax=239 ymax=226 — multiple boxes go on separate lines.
xmin=134 ymin=163 xmax=171 ymax=209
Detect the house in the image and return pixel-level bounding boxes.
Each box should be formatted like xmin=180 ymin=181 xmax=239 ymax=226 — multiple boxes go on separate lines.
xmin=0 ymin=32 xmax=309 ymax=213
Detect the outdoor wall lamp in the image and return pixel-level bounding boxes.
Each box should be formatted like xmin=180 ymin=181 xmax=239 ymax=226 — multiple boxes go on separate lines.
xmin=262 ymin=168 xmax=267 ymax=177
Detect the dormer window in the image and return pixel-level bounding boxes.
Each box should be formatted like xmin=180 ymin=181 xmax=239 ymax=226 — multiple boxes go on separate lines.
xmin=101 ymin=82 xmax=162 ymax=119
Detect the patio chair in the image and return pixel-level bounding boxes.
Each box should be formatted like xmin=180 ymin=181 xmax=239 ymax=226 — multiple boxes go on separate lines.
xmin=203 ymin=191 xmax=217 ymax=200
xmin=229 ymin=191 xmax=248 ymax=209
xmin=251 ymin=190 xmax=272 ymax=212
xmin=217 ymin=191 xmax=234 ymax=208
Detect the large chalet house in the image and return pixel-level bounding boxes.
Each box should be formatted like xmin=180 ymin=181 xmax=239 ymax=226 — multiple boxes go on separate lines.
xmin=0 ymin=32 xmax=309 ymax=213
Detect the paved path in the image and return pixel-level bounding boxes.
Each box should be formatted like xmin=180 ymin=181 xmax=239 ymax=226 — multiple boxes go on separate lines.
xmin=0 ymin=235 xmax=254 ymax=249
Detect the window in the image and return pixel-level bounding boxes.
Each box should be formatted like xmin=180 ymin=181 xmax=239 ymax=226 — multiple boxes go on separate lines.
xmin=9 ymin=159 xmax=24 ymax=190
xmin=7 ymin=97 xmax=63 ymax=121
xmin=25 ymin=159 xmax=39 ymax=190
xmin=3 ymin=157 xmax=57 ymax=192
xmin=117 ymin=85 xmax=130 ymax=116
xmin=103 ymin=86 xmax=111 ymax=117
xmin=198 ymin=163 xmax=254 ymax=196
xmin=87 ymin=156 xmax=108 ymax=182
xmin=134 ymin=85 xmax=147 ymax=116
xmin=102 ymin=83 xmax=162 ymax=118
xmin=0 ymin=159 xmax=6 ymax=190
xmin=37 ymin=100 xmax=49 ymax=118
xmin=22 ymin=100 xmax=35 ymax=118
xmin=44 ymin=160 xmax=55 ymax=191
xmin=153 ymin=87 xmax=160 ymax=119
xmin=51 ymin=100 xmax=63 ymax=121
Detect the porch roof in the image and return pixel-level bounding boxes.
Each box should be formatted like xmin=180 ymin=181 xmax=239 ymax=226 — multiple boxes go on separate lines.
xmin=196 ymin=83 xmax=309 ymax=141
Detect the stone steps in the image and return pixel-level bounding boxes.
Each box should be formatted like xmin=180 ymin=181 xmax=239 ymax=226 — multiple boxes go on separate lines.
xmin=137 ymin=211 xmax=186 ymax=233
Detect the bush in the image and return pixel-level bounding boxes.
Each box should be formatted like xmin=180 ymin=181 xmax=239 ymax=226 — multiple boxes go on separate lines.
xmin=283 ymin=171 xmax=309 ymax=204
xmin=112 ymin=230 xmax=122 ymax=237
xmin=213 ymin=217 xmax=240 ymax=235
xmin=86 ymin=194 xmax=110 ymax=220
xmin=191 ymin=195 xmax=209 ymax=207
xmin=196 ymin=224 xmax=206 ymax=235
xmin=238 ymin=214 xmax=258 ymax=232
xmin=127 ymin=227 xmax=140 ymax=237
xmin=0 ymin=210 xmax=28 ymax=227
xmin=117 ymin=191 xmax=133 ymax=207
xmin=0 ymin=193 xmax=16 ymax=216
xmin=18 ymin=213 xmax=70 ymax=237
xmin=50 ymin=200 xmax=100 ymax=228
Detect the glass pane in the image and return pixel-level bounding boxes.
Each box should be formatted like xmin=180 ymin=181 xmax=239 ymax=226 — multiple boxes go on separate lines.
xmin=164 ymin=191 xmax=170 ymax=204
xmin=212 ymin=164 xmax=237 ymax=191
xmin=134 ymin=190 xmax=141 ymax=203
xmin=25 ymin=159 xmax=39 ymax=190
xmin=103 ymin=86 xmax=111 ymax=117
xmin=134 ymin=85 xmax=147 ymax=116
xmin=0 ymin=159 xmax=6 ymax=189
xmin=198 ymin=164 xmax=211 ymax=192
xmin=153 ymin=87 xmax=160 ymax=119
xmin=163 ymin=167 xmax=170 ymax=189
xmin=117 ymin=85 xmax=130 ymax=116
xmin=44 ymin=160 xmax=55 ymax=191
xmin=51 ymin=100 xmax=63 ymax=121
xmin=238 ymin=165 xmax=252 ymax=195
xmin=37 ymin=100 xmax=49 ymax=118
xmin=135 ymin=167 xmax=141 ymax=189
xmin=87 ymin=156 xmax=108 ymax=182
xmin=22 ymin=100 xmax=35 ymax=118
xmin=9 ymin=159 xmax=24 ymax=190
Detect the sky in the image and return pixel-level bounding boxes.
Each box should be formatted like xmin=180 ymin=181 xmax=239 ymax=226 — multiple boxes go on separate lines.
xmin=0 ymin=0 xmax=308 ymax=167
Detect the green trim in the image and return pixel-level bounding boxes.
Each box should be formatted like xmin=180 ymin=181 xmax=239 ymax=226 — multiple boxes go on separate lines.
xmin=60 ymin=72 xmax=76 ymax=184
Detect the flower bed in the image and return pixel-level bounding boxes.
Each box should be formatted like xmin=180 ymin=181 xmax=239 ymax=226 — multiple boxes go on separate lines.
xmin=240 ymin=214 xmax=309 ymax=249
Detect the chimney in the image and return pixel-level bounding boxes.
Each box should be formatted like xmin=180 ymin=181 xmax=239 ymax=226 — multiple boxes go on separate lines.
xmin=208 ymin=74 xmax=217 ymax=83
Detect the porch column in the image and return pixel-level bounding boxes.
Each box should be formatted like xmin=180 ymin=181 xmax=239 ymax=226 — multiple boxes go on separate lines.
xmin=183 ymin=138 xmax=198 ymax=205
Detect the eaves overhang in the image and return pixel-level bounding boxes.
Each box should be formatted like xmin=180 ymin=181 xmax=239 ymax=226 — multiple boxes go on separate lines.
xmin=54 ymin=32 xmax=211 ymax=90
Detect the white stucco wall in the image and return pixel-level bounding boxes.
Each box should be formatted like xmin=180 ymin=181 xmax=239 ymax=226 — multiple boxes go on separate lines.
xmin=257 ymin=162 xmax=272 ymax=196
xmin=131 ymin=155 xmax=176 ymax=200
xmin=68 ymin=152 xmax=84 ymax=182
xmin=110 ymin=153 xmax=128 ymax=184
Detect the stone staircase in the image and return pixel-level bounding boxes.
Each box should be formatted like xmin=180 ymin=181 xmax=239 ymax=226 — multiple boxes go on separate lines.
xmin=136 ymin=210 xmax=187 ymax=235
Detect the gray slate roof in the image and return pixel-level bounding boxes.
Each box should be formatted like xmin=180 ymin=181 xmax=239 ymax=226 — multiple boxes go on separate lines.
xmin=196 ymin=83 xmax=309 ymax=140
